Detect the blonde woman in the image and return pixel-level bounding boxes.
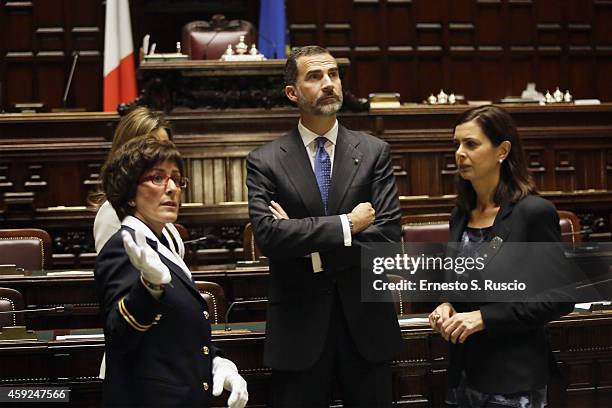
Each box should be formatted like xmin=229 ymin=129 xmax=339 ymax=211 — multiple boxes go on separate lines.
xmin=92 ymin=106 xmax=184 ymax=259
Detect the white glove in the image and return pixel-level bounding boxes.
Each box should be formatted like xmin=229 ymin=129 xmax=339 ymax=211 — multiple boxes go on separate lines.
xmin=121 ymin=229 xmax=171 ymax=286
xmin=212 ymin=356 xmax=248 ymax=408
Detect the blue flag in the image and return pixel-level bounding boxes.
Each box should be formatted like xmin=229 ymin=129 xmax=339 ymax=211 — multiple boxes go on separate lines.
xmin=258 ymin=0 xmax=287 ymax=59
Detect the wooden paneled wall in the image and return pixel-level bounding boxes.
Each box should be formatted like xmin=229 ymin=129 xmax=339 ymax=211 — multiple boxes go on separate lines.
xmin=187 ymin=157 xmax=248 ymax=204
xmin=1 ymin=0 xmax=611 ymax=112
xmin=0 ymin=0 xmax=104 ymax=111
xmin=3 ymin=105 xmax=612 ymax=212
xmin=2 ymin=104 xmax=612 ymax=268
xmin=287 ymin=0 xmax=612 ymax=103
xmin=3 ymin=105 xmax=612 ymax=205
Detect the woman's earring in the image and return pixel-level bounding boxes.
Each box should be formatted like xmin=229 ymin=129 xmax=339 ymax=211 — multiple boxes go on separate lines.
xmin=128 ymin=200 xmax=136 ymax=207
xmin=498 ymin=158 xmax=503 ymax=164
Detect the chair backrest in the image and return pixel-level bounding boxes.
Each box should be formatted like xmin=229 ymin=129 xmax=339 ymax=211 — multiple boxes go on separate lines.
xmin=0 ymin=287 xmax=25 ymax=327
xmin=557 ymin=210 xmax=582 ymax=246
xmin=182 ymin=14 xmax=256 ymax=60
xmin=401 ymin=210 xmax=580 ymax=245
xmin=401 ymin=214 xmax=451 ymax=247
xmin=173 ymin=223 xmax=189 ymax=241
xmin=195 ymin=281 xmax=227 ymax=324
xmin=0 ymin=228 xmax=52 ymax=270
xmin=243 ymin=222 xmax=262 ymax=261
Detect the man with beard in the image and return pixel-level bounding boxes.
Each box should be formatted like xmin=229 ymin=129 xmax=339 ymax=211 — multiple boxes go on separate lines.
xmin=246 ymin=46 xmax=402 ymax=407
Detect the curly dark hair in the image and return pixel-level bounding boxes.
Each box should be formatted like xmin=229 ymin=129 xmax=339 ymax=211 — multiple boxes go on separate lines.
xmin=453 ymin=105 xmax=536 ymax=216
xmin=101 ymin=136 xmax=184 ymax=220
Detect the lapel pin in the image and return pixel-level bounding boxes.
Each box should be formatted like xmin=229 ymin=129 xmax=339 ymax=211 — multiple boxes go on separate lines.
xmin=490 ymin=236 xmax=503 ymax=250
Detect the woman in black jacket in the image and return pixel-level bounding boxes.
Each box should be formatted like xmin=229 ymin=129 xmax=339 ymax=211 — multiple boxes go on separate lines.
xmin=429 ymin=105 xmax=574 ymax=407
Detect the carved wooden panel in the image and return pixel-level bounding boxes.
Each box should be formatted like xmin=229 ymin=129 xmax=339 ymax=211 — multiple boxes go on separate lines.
xmin=0 ymin=164 xmax=13 ymax=192
xmin=2 ymin=105 xmax=611 ymax=208
xmin=0 ymin=0 xmax=103 ymax=111
xmin=0 ymin=105 xmax=611 ymax=270
xmin=2 ymin=1 xmax=611 ymax=111
xmin=24 ymin=164 xmax=47 ymax=191
xmin=607 ymin=151 xmax=612 ymax=191
xmin=525 ymin=149 xmax=546 ymax=189
xmin=186 ymin=157 xmax=247 ymax=204
xmin=286 ymin=0 xmax=612 ymax=103
xmin=441 ymin=153 xmax=458 ymax=194
xmin=0 ymin=304 xmax=611 ymax=406
xmin=391 ymin=155 xmax=409 ymax=196
xmin=82 ymin=163 xmax=102 ymax=190
xmin=555 ymin=150 xmax=577 ymax=192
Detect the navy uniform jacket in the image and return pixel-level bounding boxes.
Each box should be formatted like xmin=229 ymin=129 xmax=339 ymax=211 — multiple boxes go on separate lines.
xmin=446 ymin=194 xmax=575 ymax=394
xmin=95 ymin=216 xmax=217 ymax=407
xmin=246 ymin=125 xmax=403 ymax=371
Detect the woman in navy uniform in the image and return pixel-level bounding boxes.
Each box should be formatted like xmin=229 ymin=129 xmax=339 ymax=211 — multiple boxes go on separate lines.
xmin=95 ymin=136 xmax=248 ymax=407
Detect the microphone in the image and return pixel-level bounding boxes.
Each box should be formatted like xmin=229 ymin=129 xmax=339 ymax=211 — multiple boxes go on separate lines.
xmin=575 ymin=274 xmax=612 ymax=290
xmin=224 ymin=299 xmax=268 ymax=331
xmin=0 ymin=304 xmax=74 ymax=315
xmin=561 ymin=229 xmax=589 ymax=237
xmin=62 ymin=51 xmax=79 ymax=108
xmin=183 ymin=236 xmax=208 ymax=245
xmin=574 ymin=274 xmax=612 ymax=303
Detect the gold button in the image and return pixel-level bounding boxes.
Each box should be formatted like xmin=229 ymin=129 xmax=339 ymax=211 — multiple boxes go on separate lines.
xmin=203 ymin=311 xmax=209 ymax=320
xmin=154 ymin=314 xmax=162 ymax=321
xmin=202 ymin=346 xmax=209 ymax=355
xmin=203 ymin=382 xmax=209 ymax=391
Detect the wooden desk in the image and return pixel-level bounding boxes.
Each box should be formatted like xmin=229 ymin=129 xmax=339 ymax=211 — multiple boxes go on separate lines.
xmin=1 ymin=313 xmax=612 ymax=407
xmin=2 ymin=247 xmax=611 ymax=330
xmin=137 ymin=58 xmax=357 ymax=111
xmin=0 ymin=266 xmax=269 ymax=330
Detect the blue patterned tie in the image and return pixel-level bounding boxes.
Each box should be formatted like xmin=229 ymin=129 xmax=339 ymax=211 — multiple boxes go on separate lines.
xmin=314 ymin=137 xmax=331 ymax=214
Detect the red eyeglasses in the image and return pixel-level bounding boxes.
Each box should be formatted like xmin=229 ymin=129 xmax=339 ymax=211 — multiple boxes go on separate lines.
xmin=139 ymin=173 xmax=189 ymax=189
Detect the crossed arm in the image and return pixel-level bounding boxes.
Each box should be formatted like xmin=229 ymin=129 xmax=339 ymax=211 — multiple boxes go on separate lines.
xmin=246 ymin=143 xmax=401 ymax=260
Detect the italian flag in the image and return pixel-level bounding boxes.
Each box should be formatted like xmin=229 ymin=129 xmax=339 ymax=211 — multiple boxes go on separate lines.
xmin=103 ymin=0 xmax=137 ymax=112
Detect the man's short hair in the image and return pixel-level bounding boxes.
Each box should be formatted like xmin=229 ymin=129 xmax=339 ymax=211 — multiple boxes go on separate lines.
xmin=284 ymin=45 xmax=332 ymax=86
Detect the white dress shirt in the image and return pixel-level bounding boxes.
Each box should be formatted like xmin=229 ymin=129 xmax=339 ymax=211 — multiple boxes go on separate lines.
xmin=297 ymin=120 xmax=352 ymax=272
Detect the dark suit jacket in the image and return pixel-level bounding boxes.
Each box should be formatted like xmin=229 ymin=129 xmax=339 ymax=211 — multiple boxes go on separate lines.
xmin=446 ymin=194 xmax=575 ymax=394
xmin=246 ymin=125 xmax=403 ymax=371
xmin=95 ymin=224 xmax=217 ymax=407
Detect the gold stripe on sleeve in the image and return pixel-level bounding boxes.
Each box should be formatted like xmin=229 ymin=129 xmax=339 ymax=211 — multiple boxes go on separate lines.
xmin=118 ymin=297 xmax=152 ymax=332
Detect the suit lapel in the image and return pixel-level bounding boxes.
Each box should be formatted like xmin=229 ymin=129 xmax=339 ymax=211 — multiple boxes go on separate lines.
xmin=447 ymin=211 xmax=468 ymax=258
xmin=449 ymin=211 xmax=469 ymax=243
xmin=328 ymin=125 xmax=362 ymax=215
xmin=279 ymin=128 xmax=326 ymax=215
xmin=158 ymin=252 xmax=204 ymax=303
xmin=490 ymin=201 xmax=513 ymax=243
xmin=476 ymin=199 xmax=515 ymax=270
xmin=447 ymin=201 xmax=514 ymax=267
